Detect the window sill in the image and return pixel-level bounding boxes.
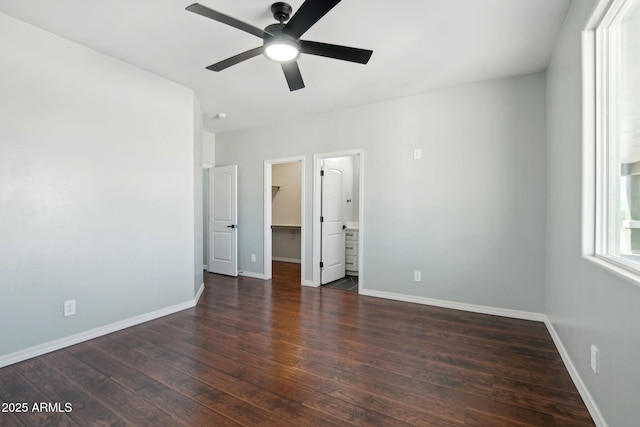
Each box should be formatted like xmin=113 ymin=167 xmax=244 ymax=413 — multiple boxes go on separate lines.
xmin=584 ymin=254 xmax=640 ymax=288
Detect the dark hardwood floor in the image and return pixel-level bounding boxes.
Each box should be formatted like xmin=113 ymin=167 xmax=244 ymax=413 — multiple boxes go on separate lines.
xmin=0 ymin=262 xmax=594 ymax=426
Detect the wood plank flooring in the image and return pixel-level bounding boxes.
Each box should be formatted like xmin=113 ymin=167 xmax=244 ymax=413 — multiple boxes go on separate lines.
xmin=0 ymin=262 xmax=594 ymax=426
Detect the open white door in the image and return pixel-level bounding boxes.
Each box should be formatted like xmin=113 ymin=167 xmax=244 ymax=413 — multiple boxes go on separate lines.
xmin=321 ymin=160 xmax=346 ymax=284
xmin=209 ymin=165 xmax=238 ymax=276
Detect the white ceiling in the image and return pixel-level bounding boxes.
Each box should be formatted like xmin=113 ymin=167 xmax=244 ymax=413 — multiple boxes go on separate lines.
xmin=0 ymin=0 xmax=571 ymax=134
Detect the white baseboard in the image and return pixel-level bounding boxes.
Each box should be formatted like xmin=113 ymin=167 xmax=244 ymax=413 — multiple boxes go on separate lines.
xmin=272 ymin=257 xmax=301 ymax=264
xmin=0 ymin=296 xmax=200 ymax=369
xmin=195 ymin=282 xmax=205 ymax=304
xmin=358 ymin=288 xmax=545 ymax=322
xmin=543 ymin=318 xmax=608 ymax=427
xmin=239 ymin=271 xmax=266 ymax=279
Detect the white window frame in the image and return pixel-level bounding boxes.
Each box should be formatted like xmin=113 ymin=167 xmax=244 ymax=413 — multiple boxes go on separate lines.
xmin=588 ymin=0 xmax=640 ymax=280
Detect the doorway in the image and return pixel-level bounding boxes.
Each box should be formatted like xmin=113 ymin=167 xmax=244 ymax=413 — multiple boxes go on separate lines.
xmin=263 ymin=157 xmax=306 ymax=284
xmin=313 ymin=150 xmax=364 ymax=290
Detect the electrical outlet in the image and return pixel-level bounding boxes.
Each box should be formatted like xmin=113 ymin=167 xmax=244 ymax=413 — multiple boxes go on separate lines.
xmin=64 ymin=299 xmax=76 ymax=317
xmin=251 ymin=253 xmax=256 ymax=262
xmin=590 ymin=345 xmax=599 ymax=374
xmin=414 ymin=271 xmax=422 ymax=282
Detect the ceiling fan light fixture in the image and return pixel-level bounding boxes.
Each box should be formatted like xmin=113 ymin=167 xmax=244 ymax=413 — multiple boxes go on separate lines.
xmin=187 ymin=1 xmax=373 ymax=91
xmin=264 ymin=38 xmax=300 ymax=63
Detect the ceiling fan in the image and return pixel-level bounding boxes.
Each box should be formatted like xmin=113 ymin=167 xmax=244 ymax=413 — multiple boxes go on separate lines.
xmin=186 ymin=0 xmax=373 ymax=91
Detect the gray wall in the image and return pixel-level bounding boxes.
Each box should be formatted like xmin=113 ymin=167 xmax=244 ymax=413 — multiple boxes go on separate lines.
xmin=217 ymin=72 xmax=547 ymax=312
xmin=0 ymin=13 xmax=197 ymax=357
xmin=203 ymin=131 xmax=216 ymax=166
xmin=202 ymin=131 xmax=215 ymax=269
xmin=546 ymin=1 xmax=640 ymax=426
xmin=194 ymin=98 xmax=203 ymax=293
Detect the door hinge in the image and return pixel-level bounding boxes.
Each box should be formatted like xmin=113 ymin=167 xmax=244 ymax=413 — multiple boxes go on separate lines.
xmin=320 ymin=170 xmax=324 ymax=176
xmin=320 ymin=262 xmax=324 ymax=268
xmin=320 ymin=216 xmax=324 ymax=223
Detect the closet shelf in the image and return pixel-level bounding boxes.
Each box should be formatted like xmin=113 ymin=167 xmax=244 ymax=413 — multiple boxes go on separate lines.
xmin=271 ymin=224 xmax=301 ymax=230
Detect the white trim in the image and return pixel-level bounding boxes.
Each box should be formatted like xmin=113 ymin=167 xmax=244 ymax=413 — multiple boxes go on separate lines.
xmin=582 ymin=29 xmax=597 ymax=256
xmin=195 ymin=282 xmax=205 ymax=304
xmin=598 ymin=0 xmax=633 ymax=28
xmin=272 ymin=257 xmax=301 ymax=264
xmin=313 ymin=156 xmax=320 ymax=285
xmin=203 ymin=163 xmax=214 ymax=169
xmin=238 ymin=271 xmax=266 ymax=280
xmin=584 ymin=254 xmax=640 ymax=287
xmin=264 ymin=156 xmax=306 ymax=284
xmin=587 ymin=0 xmax=640 ymax=285
xmin=302 ymin=280 xmax=318 ymax=287
xmin=264 ymin=162 xmax=273 ymax=280
xmin=0 ymin=297 xmax=199 ymax=369
xmin=203 ymin=167 xmax=210 ymax=274
xmin=313 ymin=149 xmax=365 ymax=288
xmin=586 ymin=0 xmax=615 ymax=29
xmin=357 ymin=152 xmax=365 ymax=293
xmin=543 ymin=317 xmax=609 ymax=427
xmin=358 ymin=288 xmax=545 ymax=322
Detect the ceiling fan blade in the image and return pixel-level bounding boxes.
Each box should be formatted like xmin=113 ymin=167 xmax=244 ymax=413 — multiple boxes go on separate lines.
xmin=281 ymin=62 xmax=305 ymax=91
xmin=206 ymin=46 xmax=265 ymax=72
xmin=284 ymin=0 xmax=341 ymax=39
xmin=186 ymin=3 xmax=272 ymax=39
xmin=300 ymin=41 xmax=372 ymax=64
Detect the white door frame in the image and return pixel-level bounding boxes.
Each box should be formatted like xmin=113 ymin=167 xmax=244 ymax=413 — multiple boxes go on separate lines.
xmin=203 ymin=164 xmax=213 ymax=271
xmin=313 ymin=149 xmax=364 ymax=289
xmin=264 ymin=156 xmax=306 ymax=284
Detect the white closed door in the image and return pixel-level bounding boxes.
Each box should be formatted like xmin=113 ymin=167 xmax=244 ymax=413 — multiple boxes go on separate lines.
xmin=210 ymin=165 xmax=238 ymax=276
xmin=321 ymin=160 xmax=346 ymax=284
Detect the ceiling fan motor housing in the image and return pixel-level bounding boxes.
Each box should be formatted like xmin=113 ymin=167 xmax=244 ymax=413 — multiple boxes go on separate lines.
xmin=264 ymin=22 xmax=286 ymax=34
xmin=271 ymin=2 xmax=292 ymax=23
xmin=263 ymin=23 xmax=300 ymax=63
